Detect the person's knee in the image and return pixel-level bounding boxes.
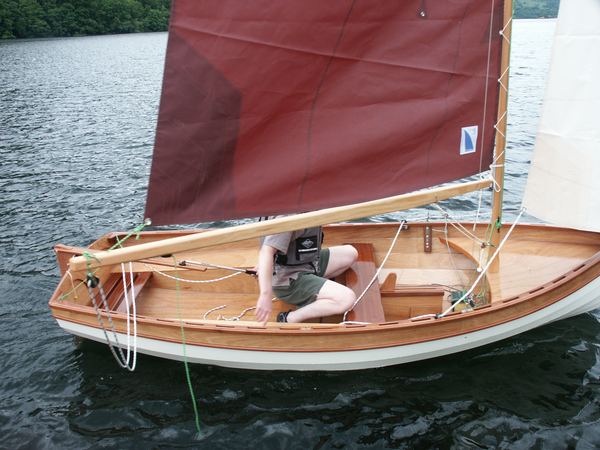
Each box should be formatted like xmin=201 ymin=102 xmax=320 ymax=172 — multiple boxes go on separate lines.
xmin=338 ymin=286 xmax=356 ymax=311
xmin=349 ymin=245 xmax=358 ymax=262
xmin=343 ymin=244 xmax=358 ymax=266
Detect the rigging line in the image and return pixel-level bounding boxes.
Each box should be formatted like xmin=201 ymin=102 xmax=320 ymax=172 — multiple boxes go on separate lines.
xmin=477 ymin=0 xmax=497 ymax=174
xmin=127 ymin=262 xmax=138 ymax=370
xmin=437 ymin=209 xmax=484 ymax=244
xmin=119 ymin=262 xmax=138 ymax=371
xmin=342 ymin=220 xmax=406 ymax=322
xmin=180 ymin=259 xmax=256 ymax=275
xmin=203 ymin=298 xmax=279 ymax=321
xmin=146 ymin=264 xmax=243 ymax=283
xmin=66 ymin=270 xmax=78 ymax=301
xmin=472 ymin=176 xmax=488 ymax=233
xmin=108 ymin=219 xmax=151 ymax=251
xmin=432 ymin=204 xmax=486 ymax=245
xmin=172 ymin=255 xmax=202 ymax=434
xmin=120 ymin=263 xmax=132 ymax=366
xmin=500 ymin=16 xmax=513 ymax=44
xmin=442 ymin=216 xmax=461 ymax=277
xmin=437 ymin=207 xmax=526 ymax=319
xmin=86 ymin=279 xmax=131 ymax=370
xmin=82 ymin=252 xmax=133 ymax=370
xmin=298 ymin=0 xmax=356 ymax=205
xmin=494 ymin=111 xmax=508 ymax=138
xmin=203 ymin=305 xmax=227 ymax=320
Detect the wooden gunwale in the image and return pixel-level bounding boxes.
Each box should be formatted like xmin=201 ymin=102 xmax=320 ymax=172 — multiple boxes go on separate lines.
xmin=49 ymin=239 xmax=600 ymax=352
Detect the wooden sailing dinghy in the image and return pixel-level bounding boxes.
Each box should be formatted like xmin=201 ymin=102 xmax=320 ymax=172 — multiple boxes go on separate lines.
xmin=49 ymin=0 xmax=600 ymax=371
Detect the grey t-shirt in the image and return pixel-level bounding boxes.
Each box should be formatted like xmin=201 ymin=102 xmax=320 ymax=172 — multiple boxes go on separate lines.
xmin=262 ymin=228 xmax=321 ymax=287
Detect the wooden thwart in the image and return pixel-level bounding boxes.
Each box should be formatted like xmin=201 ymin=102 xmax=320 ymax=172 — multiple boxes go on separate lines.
xmin=340 ymin=243 xmax=385 ymax=323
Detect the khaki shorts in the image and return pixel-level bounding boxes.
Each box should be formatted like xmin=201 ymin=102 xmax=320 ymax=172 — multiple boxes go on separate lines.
xmin=272 ymin=249 xmax=330 ymax=307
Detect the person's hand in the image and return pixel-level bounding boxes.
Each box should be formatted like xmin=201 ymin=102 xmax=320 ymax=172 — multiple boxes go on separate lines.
xmin=255 ymin=291 xmax=273 ymax=324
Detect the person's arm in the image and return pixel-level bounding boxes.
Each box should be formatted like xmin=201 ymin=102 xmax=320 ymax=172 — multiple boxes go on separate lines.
xmin=255 ymin=244 xmax=278 ymax=324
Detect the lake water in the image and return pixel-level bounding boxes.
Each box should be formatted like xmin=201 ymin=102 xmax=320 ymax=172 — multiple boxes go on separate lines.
xmin=2 ymin=19 xmax=600 ymax=449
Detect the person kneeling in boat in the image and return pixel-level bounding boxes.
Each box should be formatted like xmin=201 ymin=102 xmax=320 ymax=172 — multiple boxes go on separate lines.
xmin=255 ymin=227 xmax=358 ymax=324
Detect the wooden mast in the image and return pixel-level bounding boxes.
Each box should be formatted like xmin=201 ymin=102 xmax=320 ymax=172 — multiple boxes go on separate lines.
xmin=69 ymin=179 xmax=492 ymax=272
xmin=488 ymin=0 xmax=513 ymax=268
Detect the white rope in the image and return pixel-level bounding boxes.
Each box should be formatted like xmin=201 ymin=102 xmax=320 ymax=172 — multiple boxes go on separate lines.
xmin=145 ymin=264 xmax=243 ymax=283
xmin=86 ymin=278 xmax=133 ymax=370
xmin=119 ymin=262 xmax=138 ymax=371
xmin=493 ymin=111 xmax=507 ymax=138
xmin=441 ymin=216 xmax=462 ymax=275
xmin=203 ymin=297 xmax=278 ymax=321
xmin=498 ymin=66 xmax=510 ymax=93
xmin=432 ymin=204 xmax=487 ymax=245
xmin=500 ymin=16 xmax=512 ymax=44
xmin=437 ymin=207 xmax=526 ymax=319
xmin=342 ymin=220 xmax=406 ymax=322
xmin=219 ymin=305 xmax=258 ymax=321
xmin=203 ymin=305 xmax=227 ymax=319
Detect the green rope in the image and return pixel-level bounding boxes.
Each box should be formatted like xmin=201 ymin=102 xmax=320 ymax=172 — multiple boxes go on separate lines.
xmin=108 ymin=219 xmax=151 ymax=251
xmin=172 ymin=255 xmax=202 ymax=433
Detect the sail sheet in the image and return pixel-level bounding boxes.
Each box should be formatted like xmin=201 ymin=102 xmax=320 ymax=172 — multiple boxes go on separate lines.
xmin=522 ymin=0 xmax=600 ymax=232
xmin=145 ymin=0 xmax=505 ymax=225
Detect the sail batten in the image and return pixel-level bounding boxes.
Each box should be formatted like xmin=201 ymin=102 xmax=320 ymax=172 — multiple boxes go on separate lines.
xmin=145 ymin=0 xmax=504 ymax=225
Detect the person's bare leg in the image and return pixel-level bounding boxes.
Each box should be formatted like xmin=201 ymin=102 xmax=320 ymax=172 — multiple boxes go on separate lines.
xmin=324 ymin=245 xmax=358 ymax=278
xmin=286 ymin=280 xmax=356 ymax=323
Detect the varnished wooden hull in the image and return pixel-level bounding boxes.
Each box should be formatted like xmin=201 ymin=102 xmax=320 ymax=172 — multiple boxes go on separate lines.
xmin=48 ymin=222 xmax=600 ymax=370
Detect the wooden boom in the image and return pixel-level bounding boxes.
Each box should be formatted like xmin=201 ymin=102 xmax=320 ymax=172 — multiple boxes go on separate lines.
xmin=69 ymin=178 xmax=492 ymax=271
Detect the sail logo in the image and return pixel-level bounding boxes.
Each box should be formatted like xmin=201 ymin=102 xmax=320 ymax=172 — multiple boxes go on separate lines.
xmin=460 ymin=126 xmax=478 ymax=155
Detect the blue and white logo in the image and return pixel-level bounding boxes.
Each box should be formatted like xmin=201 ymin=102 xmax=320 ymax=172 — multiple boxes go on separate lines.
xmin=460 ymin=125 xmax=478 ymax=155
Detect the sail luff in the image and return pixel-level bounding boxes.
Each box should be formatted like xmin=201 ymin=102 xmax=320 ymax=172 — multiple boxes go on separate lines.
xmin=489 ymin=0 xmax=513 ymax=256
xmin=70 ymin=179 xmax=492 ymax=272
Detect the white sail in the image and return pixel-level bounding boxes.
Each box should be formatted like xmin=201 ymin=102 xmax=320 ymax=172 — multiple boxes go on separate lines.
xmin=522 ymin=0 xmax=600 ymax=232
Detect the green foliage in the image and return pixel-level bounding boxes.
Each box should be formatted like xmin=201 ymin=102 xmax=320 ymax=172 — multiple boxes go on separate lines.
xmin=0 ymin=0 xmax=560 ymax=40
xmin=514 ymin=0 xmax=560 ymax=19
xmin=0 ymin=0 xmax=171 ymax=39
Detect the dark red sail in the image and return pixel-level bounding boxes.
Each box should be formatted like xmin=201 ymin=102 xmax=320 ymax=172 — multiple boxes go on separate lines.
xmin=145 ymin=0 xmax=504 ymax=225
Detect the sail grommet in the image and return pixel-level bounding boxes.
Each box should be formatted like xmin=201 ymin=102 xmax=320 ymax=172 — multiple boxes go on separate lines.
xmin=418 ymin=0 xmax=427 ymax=18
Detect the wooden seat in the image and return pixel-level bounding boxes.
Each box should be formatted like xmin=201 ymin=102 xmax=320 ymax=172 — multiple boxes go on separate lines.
xmin=337 ymin=243 xmax=385 ymax=323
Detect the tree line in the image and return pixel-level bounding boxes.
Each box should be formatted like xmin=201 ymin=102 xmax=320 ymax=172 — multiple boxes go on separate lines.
xmin=1 ymin=0 xmax=560 ymax=40
xmin=514 ymin=0 xmax=560 ymax=19
xmin=0 ymin=0 xmax=170 ymax=39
